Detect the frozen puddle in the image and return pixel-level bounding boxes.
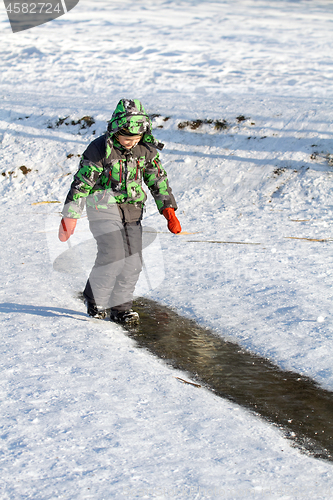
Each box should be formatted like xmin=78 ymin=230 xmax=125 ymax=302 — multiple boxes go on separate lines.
xmin=127 ymin=298 xmax=333 ymax=462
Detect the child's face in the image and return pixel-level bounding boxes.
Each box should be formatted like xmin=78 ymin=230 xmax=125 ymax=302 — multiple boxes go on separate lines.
xmin=117 ymin=134 xmax=142 ymax=150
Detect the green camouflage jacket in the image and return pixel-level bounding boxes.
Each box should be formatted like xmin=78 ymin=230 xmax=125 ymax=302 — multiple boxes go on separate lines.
xmin=62 ymin=99 xmax=177 ymax=221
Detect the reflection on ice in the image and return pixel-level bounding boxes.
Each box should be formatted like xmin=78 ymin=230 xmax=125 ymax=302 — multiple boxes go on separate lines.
xmin=128 ymin=298 xmax=333 ymax=462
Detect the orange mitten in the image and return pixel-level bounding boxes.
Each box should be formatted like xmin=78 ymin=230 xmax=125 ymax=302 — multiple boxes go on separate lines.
xmin=58 ymin=217 xmax=77 ymax=242
xmin=162 ymin=208 xmax=182 ymax=234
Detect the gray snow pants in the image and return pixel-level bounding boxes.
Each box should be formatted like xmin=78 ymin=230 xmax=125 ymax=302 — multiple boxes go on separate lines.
xmin=83 ymin=219 xmax=142 ymax=311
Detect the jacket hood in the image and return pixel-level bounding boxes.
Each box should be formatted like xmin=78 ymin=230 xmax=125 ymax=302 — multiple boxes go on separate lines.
xmin=107 ymin=99 xmax=164 ymax=150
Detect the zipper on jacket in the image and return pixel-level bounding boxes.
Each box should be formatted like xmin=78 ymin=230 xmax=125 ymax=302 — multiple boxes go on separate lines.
xmin=153 ymin=158 xmax=160 ymax=176
xmin=119 ymin=160 xmax=123 ymax=185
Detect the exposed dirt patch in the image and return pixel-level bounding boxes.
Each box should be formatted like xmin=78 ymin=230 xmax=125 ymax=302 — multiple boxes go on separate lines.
xmin=19 ymin=165 xmax=32 ymax=175
xmin=66 ymin=153 xmax=81 ymax=159
xmin=273 ymin=167 xmax=286 ymax=176
xmin=48 ymin=115 xmax=96 ymax=131
xmin=2 ymin=166 xmax=34 ymax=177
xmin=178 ymin=118 xmax=229 ymax=131
xmin=310 ymin=151 xmax=333 ymax=166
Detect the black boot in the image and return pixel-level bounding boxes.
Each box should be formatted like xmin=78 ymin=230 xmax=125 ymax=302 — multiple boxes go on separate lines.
xmin=110 ymin=309 xmax=139 ymax=325
xmin=85 ymin=299 xmax=108 ymax=319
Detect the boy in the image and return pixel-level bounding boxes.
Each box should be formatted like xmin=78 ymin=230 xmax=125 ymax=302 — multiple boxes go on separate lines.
xmin=59 ymin=99 xmax=181 ymax=324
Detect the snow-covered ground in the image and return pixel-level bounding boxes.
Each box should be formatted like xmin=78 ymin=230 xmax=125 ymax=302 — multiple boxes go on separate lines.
xmin=1 ymin=0 xmax=333 ymax=498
